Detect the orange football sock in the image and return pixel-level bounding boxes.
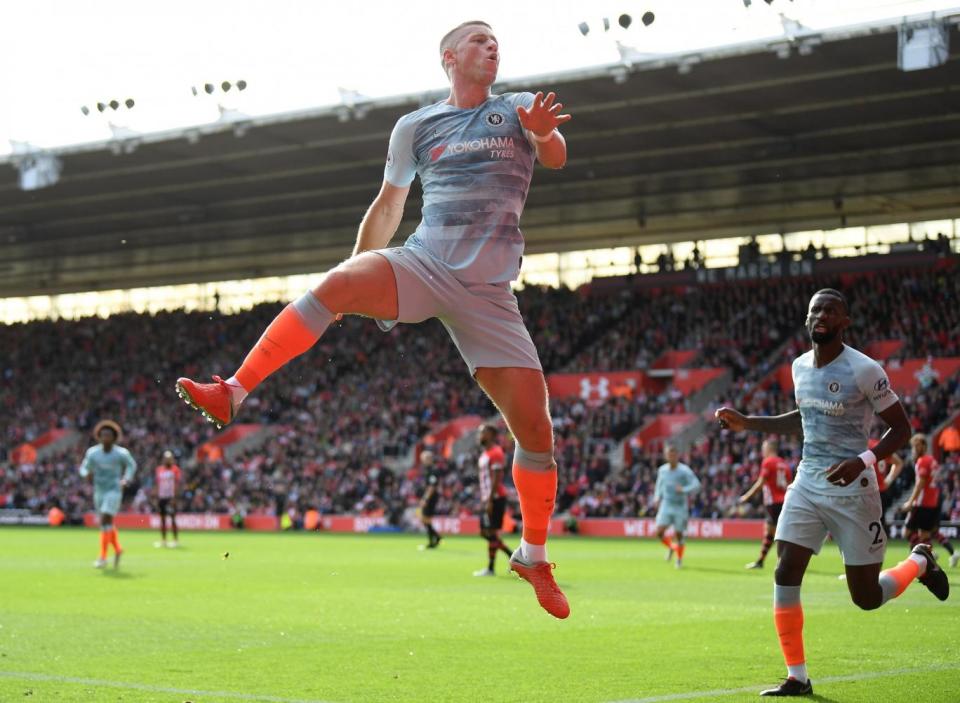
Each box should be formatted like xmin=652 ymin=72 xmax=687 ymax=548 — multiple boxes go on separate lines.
xmin=99 ymin=530 xmax=109 ymax=559
xmin=512 ymin=447 xmax=557 ymax=545
xmin=674 ymin=543 xmax=686 ymax=560
xmin=660 ymin=537 xmax=673 ymax=550
xmin=234 ymin=292 xmax=334 ymax=391
xmin=109 ymin=528 xmax=121 ymax=553
xmin=773 ymin=586 xmax=805 ymax=668
xmin=879 ymin=554 xmax=923 ymax=603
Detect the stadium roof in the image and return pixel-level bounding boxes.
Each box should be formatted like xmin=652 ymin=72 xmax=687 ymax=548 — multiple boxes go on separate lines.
xmin=1 ymin=10 xmax=959 ymax=297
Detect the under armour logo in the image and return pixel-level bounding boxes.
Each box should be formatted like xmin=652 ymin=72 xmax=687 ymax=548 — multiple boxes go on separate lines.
xmin=579 ymin=377 xmax=610 ymax=401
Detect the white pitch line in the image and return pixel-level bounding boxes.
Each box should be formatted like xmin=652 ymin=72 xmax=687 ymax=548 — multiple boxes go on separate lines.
xmin=0 ymin=671 xmax=335 ymax=703
xmin=608 ymin=663 xmax=960 ymax=703
xmin=4 ymin=664 xmax=957 ymax=703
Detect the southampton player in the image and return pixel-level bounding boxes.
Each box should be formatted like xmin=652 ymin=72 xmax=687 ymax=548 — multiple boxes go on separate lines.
xmin=176 ymin=21 xmax=571 ymax=617
xmin=653 ymin=444 xmax=701 ymax=569
xmin=154 ymin=450 xmax=182 ymax=548
xmin=903 ymin=434 xmax=959 ymax=567
xmin=473 ymin=424 xmax=513 ymax=576
xmin=716 ymin=289 xmax=949 ymax=697
xmin=867 ymin=436 xmax=903 ymax=537
xmin=418 ymin=450 xmax=442 ymax=550
xmin=740 ymin=439 xmax=792 ymax=570
xmin=79 ymin=420 xmax=137 ymax=569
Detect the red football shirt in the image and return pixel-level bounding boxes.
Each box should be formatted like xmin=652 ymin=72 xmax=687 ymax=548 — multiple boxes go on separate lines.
xmin=760 ymin=456 xmax=791 ymax=505
xmin=155 ymin=464 xmax=182 ymax=499
xmin=915 ymin=455 xmax=940 ymax=508
xmin=868 ymin=438 xmax=887 ymax=491
xmin=478 ymin=445 xmax=507 ymax=501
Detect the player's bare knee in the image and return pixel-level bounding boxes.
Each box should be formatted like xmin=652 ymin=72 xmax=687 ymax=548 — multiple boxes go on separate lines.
xmin=774 ymin=563 xmax=802 ymax=586
xmin=851 ymin=591 xmax=882 ymax=611
xmin=314 ymin=266 xmax=353 ymax=312
xmin=516 ymin=415 xmax=553 ymax=453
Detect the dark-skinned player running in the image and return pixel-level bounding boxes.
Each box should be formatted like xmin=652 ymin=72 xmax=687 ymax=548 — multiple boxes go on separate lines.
xmin=715 ymin=289 xmax=949 ymax=697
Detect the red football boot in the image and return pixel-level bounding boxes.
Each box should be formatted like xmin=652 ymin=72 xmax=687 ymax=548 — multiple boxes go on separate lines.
xmin=175 ymin=375 xmax=235 ymax=429
xmin=509 ymin=550 xmax=570 ymax=619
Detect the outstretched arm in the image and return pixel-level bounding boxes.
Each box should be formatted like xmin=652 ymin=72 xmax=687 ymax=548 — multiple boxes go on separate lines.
xmin=353 ymin=180 xmax=410 ymax=256
xmin=122 ymin=453 xmax=137 ymax=485
xmin=715 ymin=407 xmax=803 ymax=436
xmin=903 ymin=473 xmax=926 ymax=511
xmin=420 ymin=484 xmax=436 ymax=509
xmin=883 ymin=451 xmax=904 ymax=486
xmin=489 ymin=467 xmax=504 ymax=514
xmin=517 ymin=91 xmax=571 ymax=169
xmin=78 ymin=450 xmax=91 ymax=478
xmin=739 ymin=475 xmax=765 ymax=503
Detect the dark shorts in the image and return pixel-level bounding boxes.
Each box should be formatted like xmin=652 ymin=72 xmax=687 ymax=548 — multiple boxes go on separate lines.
xmin=422 ymin=496 xmax=438 ymax=519
xmin=157 ymin=498 xmax=176 ymax=517
xmin=765 ymin=503 xmax=784 ymax=525
xmin=906 ymin=506 xmax=940 ymax=532
xmin=880 ymin=489 xmax=893 ymax=512
xmin=480 ymin=496 xmax=507 ymax=532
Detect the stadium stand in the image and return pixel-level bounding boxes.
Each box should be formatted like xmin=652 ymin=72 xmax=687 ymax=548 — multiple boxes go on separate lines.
xmin=2 ymin=251 xmax=959 ymax=529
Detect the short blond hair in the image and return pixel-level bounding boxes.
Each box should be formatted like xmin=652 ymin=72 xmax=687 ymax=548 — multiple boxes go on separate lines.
xmin=910 ymin=433 xmax=928 ymax=447
xmin=439 ymin=20 xmax=493 ymax=74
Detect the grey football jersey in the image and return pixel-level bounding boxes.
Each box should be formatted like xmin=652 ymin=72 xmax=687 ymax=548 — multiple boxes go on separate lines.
xmin=792 ymin=345 xmax=898 ymax=495
xmin=384 ymin=93 xmax=536 ymax=284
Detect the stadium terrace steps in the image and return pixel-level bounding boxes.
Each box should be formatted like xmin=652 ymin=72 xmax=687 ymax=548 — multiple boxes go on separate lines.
xmin=11 ymin=429 xmax=79 ymax=465
xmin=417 ymin=415 xmax=485 ymax=470
xmin=621 ymin=413 xmax=701 ymax=465
xmin=864 ymin=339 xmax=905 ymax=362
xmin=195 ymin=423 xmax=272 ymax=463
xmin=651 ymin=349 xmax=698 ymax=370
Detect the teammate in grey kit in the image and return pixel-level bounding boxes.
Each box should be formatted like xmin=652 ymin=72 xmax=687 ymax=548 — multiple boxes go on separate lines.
xmin=175 ymin=20 xmax=571 ymax=619
xmin=79 ymin=420 xmax=137 ymax=569
xmin=716 ymin=289 xmax=949 ymax=697
xmin=653 ymin=444 xmax=700 ymax=568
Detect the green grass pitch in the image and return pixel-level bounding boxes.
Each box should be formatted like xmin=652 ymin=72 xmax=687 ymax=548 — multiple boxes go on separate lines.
xmin=1 ymin=528 xmax=957 ymax=702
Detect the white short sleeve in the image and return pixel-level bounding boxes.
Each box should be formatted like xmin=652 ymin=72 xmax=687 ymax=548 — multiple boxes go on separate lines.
xmin=855 ymin=359 xmax=899 ymax=413
xmin=383 ymin=115 xmax=417 ymax=187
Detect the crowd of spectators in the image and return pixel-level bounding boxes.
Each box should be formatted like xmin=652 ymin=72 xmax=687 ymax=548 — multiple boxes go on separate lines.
xmin=561 ymin=370 xmax=960 ymax=522
xmin=2 ymin=258 xmax=959 ymax=528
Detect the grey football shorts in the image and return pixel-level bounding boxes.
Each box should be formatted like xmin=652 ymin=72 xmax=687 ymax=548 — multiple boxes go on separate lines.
xmin=775 ymin=482 xmax=887 ymax=565
xmin=374 ymin=246 xmax=542 ymax=376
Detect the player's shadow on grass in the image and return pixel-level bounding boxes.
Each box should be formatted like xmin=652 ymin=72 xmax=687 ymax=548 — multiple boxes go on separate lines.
xmin=100 ymin=570 xmax=139 ymax=580
xmin=809 ymin=693 xmax=841 ymax=703
xmin=420 ymin=546 xmax=475 ymax=555
xmin=676 ymin=565 xmax=755 ymax=577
